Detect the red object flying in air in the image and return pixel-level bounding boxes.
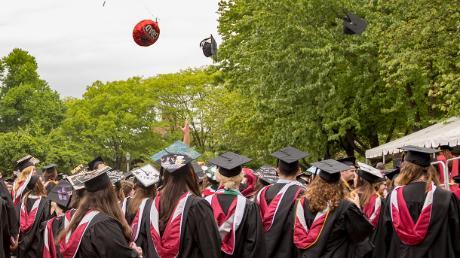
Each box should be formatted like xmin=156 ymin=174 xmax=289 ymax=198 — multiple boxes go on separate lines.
xmin=132 ymin=19 xmax=160 ymax=47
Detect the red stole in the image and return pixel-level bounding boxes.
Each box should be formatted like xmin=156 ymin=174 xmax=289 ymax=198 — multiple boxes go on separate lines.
xmin=12 ymin=173 xmax=32 ymax=207
xmin=60 ymin=210 xmax=100 ymax=258
xmin=390 ymin=183 xmax=436 ymax=245
xmin=149 ymin=192 xmax=191 ymax=258
xmin=293 ymin=197 xmax=329 ymax=249
xmin=202 ymin=186 xmax=216 ymax=197
xmin=131 ymin=198 xmax=148 ymax=241
xmin=20 ymin=196 xmax=42 ymax=233
xmin=205 ymin=190 xmax=246 ymax=255
xmin=240 ymin=168 xmax=257 ymax=198
xmin=256 ymin=181 xmax=303 ymax=231
xmin=43 ymin=209 xmax=75 ymax=258
xmin=363 ymin=193 xmax=381 ymax=228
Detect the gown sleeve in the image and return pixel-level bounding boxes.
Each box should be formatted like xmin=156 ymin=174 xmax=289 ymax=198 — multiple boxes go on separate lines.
xmin=79 ymin=218 xmax=138 ymax=258
xmin=0 ymin=180 xmax=18 ymax=237
xmin=241 ymin=201 xmax=266 ymax=258
xmin=344 ymin=202 xmax=374 ymax=243
xmin=448 ymin=194 xmax=460 ymax=257
xmin=372 ymin=195 xmax=392 ymax=258
xmin=188 ymin=198 xmax=222 ymax=258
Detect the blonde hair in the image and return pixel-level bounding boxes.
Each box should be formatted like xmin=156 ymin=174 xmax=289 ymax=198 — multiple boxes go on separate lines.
xmin=216 ymin=171 xmax=243 ymax=190
xmin=14 ymin=166 xmax=35 ymax=193
xmin=395 ymin=161 xmax=440 ymax=190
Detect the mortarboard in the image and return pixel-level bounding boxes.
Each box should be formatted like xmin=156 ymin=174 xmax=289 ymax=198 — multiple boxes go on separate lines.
xmin=67 ymin=171 xmax=92 ymax=190
xmin=271 ymin=147 xmax=308 ymax=173
xmin=399 ymin=145 xmax=439 ymax=167
xmin=71 ymin=164 xmax=88 ymax=175
xmin=43 ymin=164 xmax=58 ymax=171
xmin=343 ymin=12 xmax=367 ymax=35
xmin=209 ymin=152 xmax=252 ymax=177
xmin=88 ymin=157 xmax=104 ymax=171
xmin=160 ymin=154 xmax=193 ymax=173
xmin=203 ymin=165 xmax=218 ymax=182
xmin=131 ymin=164 xmax=160 ymax=187
xmin=82 ymin=167 xmax=112 ymax=192
xmin=200 ymin=34 xmax=217 ymax=58
xmin=337 ymin=157 xmax=356 ymax=168
xmin=255 ymin=165 xmax=279 ymax=185
xmin=312 ymin=159 xmax=350 ymax=183
xmin=151 ymin=141 xmax=201 ymax=162
xmin=47 ymin=180 xmax=73 ymax=209
xmin=192 ymin=162 xmax=206 ymax=180
xmin=16 ymin=155 xmax=40 ymax=172
xmin=384 ymin=168 xmax=400 ymax=181
xmin=357 ymin=162 xmax=385 ymax=184
xmin=107 ymin=168 xmax=124 ymax=185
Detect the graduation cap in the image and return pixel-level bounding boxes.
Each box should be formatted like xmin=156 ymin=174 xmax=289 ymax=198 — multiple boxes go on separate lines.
xmin=82 ymin=167 xmax=112 ymax=192
xmin=47 ymin=180 xmax=73 ymax=209
xmin=88 ymin=157 xmax=104 ymax=171
xmin=107 ymin=169 xmax=123 ymax=185
xmin=192 ymin=162 xmax=206 ymax=180
xmin=16 ymin=155 xmax=40 ymax=172
xmin=255 ymin=165 xmax=279 ymax=185
xmin=343 ymin=12 xmax=367 ymax=35
xmin=160 ymin=154 xmax=193 ymax=173
xmin=67 ymin=171 xmax=92 ymax=190
xmin=357 ymin=162 xmax=385 ymax=184
xmin=384 ymin=168 xmax=400 ymax=181
xmin=43 ymin=164 xmax=58 ymax=172
xmin=209 ymin=152 xmax=252 ymax=177
xmin=336 ymin=156 xmax=356 ymax=168
xmin=312 ymin=159 xmax=350 ymax=183
xmin=399 ymin=145 xmax=439 ymax=167
xmin=200 ymin=34 xmax=217 ymax=58
xmin=71 ymin=164 xmax=88 ymax=175
xmin=202 ymin=165 xmax=218 ymax=182
xmin=131 ymin=164 xmax=160 ymax=187
xmin=151 ymin=141 xmax=201 ymax=162
xmin=271 ymin=147 xmax=308 ymax=173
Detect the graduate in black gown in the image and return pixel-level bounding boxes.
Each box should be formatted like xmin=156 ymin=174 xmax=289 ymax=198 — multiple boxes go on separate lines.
xmin=122 ymin=164 xmax=159 ymax=258
xmin=0 ymin=177 xmax=18 ymax=258
xmin=255 ymin=146 xmax=307 ymax=258
xmin=42 ymin=164 xmax=59 ymax=194
xmin=17 ymin=175 xmax=52 ymax=258
xmin=373 ymin=146 xmax=460 ymax=258
xmin=57 ymin=167 xmax=140 ymax=258
xmin=293 ymin=160 xmax=374 ymax=258
xmin=145 ymin=141 xmax=221 ymax=258
xmin=206 ymin=152 xmax=265 ymax=258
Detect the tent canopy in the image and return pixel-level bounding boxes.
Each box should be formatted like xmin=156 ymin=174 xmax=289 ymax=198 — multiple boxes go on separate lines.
xmin=365 ymin=117 xmax=460 ymax=159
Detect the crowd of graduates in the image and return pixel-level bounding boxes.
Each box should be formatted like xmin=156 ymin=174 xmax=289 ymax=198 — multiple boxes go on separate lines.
xmin=0 ymin=127 xmax=460 ymax=258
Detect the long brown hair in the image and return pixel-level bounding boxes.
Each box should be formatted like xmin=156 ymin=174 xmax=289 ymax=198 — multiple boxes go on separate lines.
xmin=24 ymin=178 xmax=46 ymax=200
xmin=304 ymin=176 xmax=344 ymax=213
xmin=159 ymin=164 xmax=200 ymax=233
xmin=57 ymin=184 xmax=132 ymax=243
xmin=355 ymin=178 xmax=378 ymax=208
xmin=395 ymin=161 xmax=440 ymax=190
xmin=129 ymin=181 xmax=156 ymax=214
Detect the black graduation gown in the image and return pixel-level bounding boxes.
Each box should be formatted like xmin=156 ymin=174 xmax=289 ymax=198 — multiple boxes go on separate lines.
xmin=18 ymin=197 xmax=52 ymax=258
xmin=373 ymin=182 xmax=460 ymax=258
xmin=39 ymin=209 xmax=76 ymax=258
xmin=262 ymin=182 xmax=304 ymax=258
xmin=124 ymin=197 xmax=155 ymax=257
xmin=297 ymin=199 xmax=373 ymax=258
xmin=214 ymin=194 xmax=266 ymax=258
xmin=0 ymin=180 xmax=18 ymax=258
xmin=76 ymin=212 xmax=138 ymax=258
xmin=141 ymin=195 xmax=222 ymax=258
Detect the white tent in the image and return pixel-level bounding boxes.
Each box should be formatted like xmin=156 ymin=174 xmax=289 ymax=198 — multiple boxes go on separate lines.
xmin=365 ymin=117 xmax=460 ymax=159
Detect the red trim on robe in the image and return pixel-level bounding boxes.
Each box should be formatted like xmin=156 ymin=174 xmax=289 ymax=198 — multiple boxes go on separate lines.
xmin=363 ymin=193 xmax=381 ymax=229
xmin=60 ymin=210 xmax=99 ymax=258
xmin=20 ymin=196 xmax=41 ymax=233
xmin=293 ymin=197 xmax=329 ymax=249
xmin=240 ymin=168 xmax=257 ymax=198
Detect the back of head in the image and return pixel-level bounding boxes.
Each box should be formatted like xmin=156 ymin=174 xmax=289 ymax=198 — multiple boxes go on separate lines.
xmin=277 ymin=160 xmax=299 ymax=177
xmin=396 ymin=161 xmax=440 ymax=189
xmin=305 ymin=176 xmax=344 ymax=213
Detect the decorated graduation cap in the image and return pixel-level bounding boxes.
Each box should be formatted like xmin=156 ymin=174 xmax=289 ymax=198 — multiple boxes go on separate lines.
xmin=67 ymin=171 xmax=90 ymax=190
xmin=336 ymin=156 xmax=356 ymax=168
xmin=399 ymin=145 xmax=439 ymax=167
xmin=131 ymin=164 xmax=160 ymax=187
xmin=200 ymin=34 xmax=217 ymax=58
xmin=48 ymin=180 xmax=73 ymax=209
xmin=384 ymin=168 xmax=400 ymax=181
xmin=192 ymin=162 xmax=206 ymax=180
xmin=151 ymin=141 xmax=201 ymax=162
xmin=357 ymin=162 xmax=385 ymax=184
xmin=343 ymin=12 xmax=367 ymax=35
xmin=255 ymin=165 xmax=279 ymax=185
xmin=107 ymin=169 xmax=124 ymax=185
xmin=16 ymin=155 xmax=40 ymax=172
xmin=202 ymin=165 xmax=218 ymax=182
xmin=312 ymin=159 xmax=350 ymax=183
xmin=88 ymin=157 xmax=104 ymax=171
xmin=271 ymin=147 xmax=308 ymax=173
xmin=82 ymin=167 xmax=112 ymax=192
xmin=209 ymin=152 xmax=252 ymax=178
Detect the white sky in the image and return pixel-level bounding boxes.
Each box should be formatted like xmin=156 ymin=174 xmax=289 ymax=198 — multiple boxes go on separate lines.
xmin=0 ymin=0 xmax=220 ymax=97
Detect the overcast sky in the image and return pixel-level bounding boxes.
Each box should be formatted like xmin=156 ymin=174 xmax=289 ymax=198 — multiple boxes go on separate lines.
xmin=0 ymin=0 xmax=220 ymax=97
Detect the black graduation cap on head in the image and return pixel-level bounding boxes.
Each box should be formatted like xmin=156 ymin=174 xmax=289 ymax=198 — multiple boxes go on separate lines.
xmin=312 ymin=159 xmax=350 ymax=183
xmin=67 ymin=171 xmax=91 ymax=190
xmin=43 ymin=164 xmax=58 ymax=171
xmin=271 ymin=147 xmax=308 ymax=172
xmin=209 ymin=152 xmax=252 ymax=178
xmin=357 ymin=162 xmax=385 ymax=184
xmin=48 ymin=180 xmax=73 ymax=209
xmin=82 ymin=167 xmax=112 ymax=192
xmin=336 ymin=156 xmax=356 ymax=168
xmin=88 ymin=156 xmax=104 ymax=171
xmin=192 ymin=162 xmax=206 ymax=180
xmin=255 ymin=165 xmax=279 ymax=185
xmin=131 ymin=164 xmax=160 ymax=187
xmin=16 ymin=155 xmax=40 ymax=172
xmin=200 ymin=34 xmax=217 ymax=58
xmin=384 ymin=168 xmax=400 ymax=181
xmin=399 ymin=145 xmax=439 ymax=167
xmin=160 ymin=154 xmax=193 ymax=173
xmin=107 ymin=168 xmax=124 ymax=185
xmin=343 ymin=12 xmax=367 ymax=35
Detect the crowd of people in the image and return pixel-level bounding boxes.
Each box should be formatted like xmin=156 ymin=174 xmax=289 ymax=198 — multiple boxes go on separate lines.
xmin=0 ymin=131 xmax=460 ymax=258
